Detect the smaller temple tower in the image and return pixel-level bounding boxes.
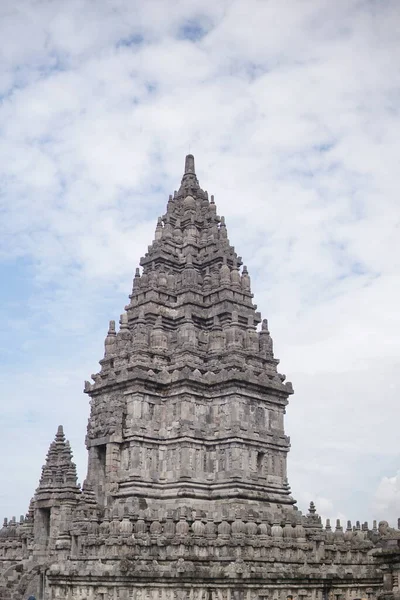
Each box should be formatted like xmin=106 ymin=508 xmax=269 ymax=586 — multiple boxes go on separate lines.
xmin=32 ymin=425 xmax=81 ymax=552
xmin=0 ymin=426 xmax=82 ymax=599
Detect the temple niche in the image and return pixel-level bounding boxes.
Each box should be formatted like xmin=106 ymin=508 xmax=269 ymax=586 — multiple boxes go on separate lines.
xmin=0 ymin=155 xmax=399 ymax=600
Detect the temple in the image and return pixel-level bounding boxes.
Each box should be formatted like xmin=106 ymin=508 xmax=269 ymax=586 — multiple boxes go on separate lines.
xmin=0 ymin=156 xmax=399 ymax=600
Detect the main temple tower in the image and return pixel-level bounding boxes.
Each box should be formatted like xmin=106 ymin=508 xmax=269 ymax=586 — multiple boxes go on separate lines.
xmin=84 ymin=155 xmax=295 ymax=520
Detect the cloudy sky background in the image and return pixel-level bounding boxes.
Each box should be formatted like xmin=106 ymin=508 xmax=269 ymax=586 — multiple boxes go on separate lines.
xmin=0 ymin=0 xmax=399 ymax=526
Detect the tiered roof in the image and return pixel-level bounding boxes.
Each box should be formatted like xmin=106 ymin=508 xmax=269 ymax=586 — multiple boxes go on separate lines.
xmin=35 ymin=425 xmax=80 ymax=502
xmin=86 ymin=155 xmax=293 ymax=400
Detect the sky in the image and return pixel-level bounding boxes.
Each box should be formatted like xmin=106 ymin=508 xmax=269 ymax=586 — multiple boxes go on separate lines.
xmin=0 ymin=0 xmax=399 ymax=527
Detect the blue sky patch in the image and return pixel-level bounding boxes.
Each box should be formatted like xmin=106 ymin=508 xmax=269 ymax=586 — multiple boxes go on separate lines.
xmin=117 ymin=33 xmax=144 ymax=48
xmin=178 ymin=20 xmax=209 ymax=42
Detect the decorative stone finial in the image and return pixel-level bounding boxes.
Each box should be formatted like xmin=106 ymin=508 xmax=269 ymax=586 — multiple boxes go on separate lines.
xmin=119 ymin=313 xmax=129 ymax=330
xmin=104 ymin=320 xmax=117 ymax=357
xmin=180 ymin=154 xmax=199 ymax=193
xmin=220 ymin=257 xmax=230 ymax=285
xmin=130 ymin=271 xmax=140 ymax=299
xmin=184 ymin=154 xmax=195 ymax=174
xmin=219 ymin=216 xmax=227 ymax=239
xmin=259 ymin=319 xmax=273 ymax=358
xmin=155 ymin=217 xmax=163 ymax=241
xmin=241 ymin=265 xmax=251 ymax=291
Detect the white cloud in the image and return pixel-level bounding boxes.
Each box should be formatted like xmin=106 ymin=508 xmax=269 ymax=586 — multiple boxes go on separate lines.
xmin=0 ymin=0 xmax=399 ymax=522
xmin=373 ymin=472 xmax=400 ymax=526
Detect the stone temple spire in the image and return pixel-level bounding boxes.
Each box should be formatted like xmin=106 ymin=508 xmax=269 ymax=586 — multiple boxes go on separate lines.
xmin=35 ymin=425 xmax=80 ymax=502
xmin=85 ymin=154 xmax=295 ymax=513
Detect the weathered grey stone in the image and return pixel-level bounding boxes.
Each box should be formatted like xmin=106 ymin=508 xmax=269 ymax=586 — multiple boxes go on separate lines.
xmin=0 ymin=155 xmax=398 ymax=600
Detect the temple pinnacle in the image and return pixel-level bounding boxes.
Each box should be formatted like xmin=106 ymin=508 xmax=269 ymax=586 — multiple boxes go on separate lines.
xmin=184 ymin=154 xmax=195 ymax=174
xmin=180 ymin=154 xmax=199 ymax=192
